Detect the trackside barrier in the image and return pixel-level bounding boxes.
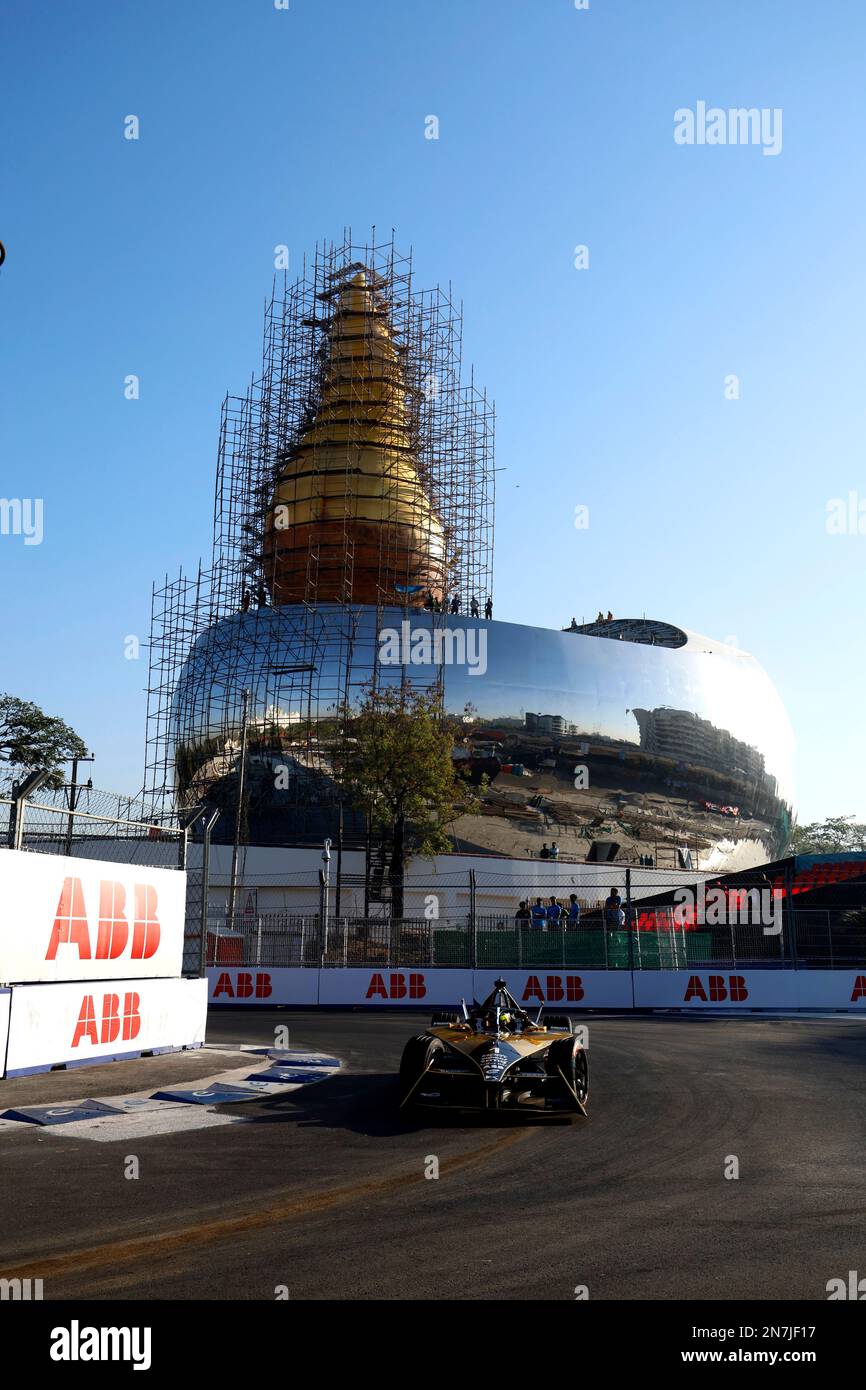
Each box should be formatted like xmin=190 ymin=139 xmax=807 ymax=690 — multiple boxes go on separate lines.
xmin=206 ymin=968 xmax=866 ymax=1011
xmin=0 ymin=849 xmax=187 ymax=984
xmin=0 ymin=846 xmax=204 ymax=1079
xmin=2 ymin=977 xmax=208 ymax=1077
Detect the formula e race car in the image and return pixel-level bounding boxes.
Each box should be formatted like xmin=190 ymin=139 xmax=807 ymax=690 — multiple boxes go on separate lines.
xmin=398 ymin=979 xmax=588 ymax=1115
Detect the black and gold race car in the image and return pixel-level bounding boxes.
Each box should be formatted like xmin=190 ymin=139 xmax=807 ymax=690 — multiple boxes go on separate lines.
xmin=398 ymin=978 xmax=588 ymax=1115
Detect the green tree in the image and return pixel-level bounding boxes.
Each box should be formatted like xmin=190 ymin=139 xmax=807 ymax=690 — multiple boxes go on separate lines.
xmin=337 ymin=682 xmax=477 ymax=917
xmin=788 ymin=815 xmax=866 ymax=855
xmin=0 ymin=694 xmax=87 ymax=791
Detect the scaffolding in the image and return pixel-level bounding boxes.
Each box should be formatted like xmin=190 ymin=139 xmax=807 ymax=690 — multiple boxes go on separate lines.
xmin=143 ymin=230 xmax=495 ymax=840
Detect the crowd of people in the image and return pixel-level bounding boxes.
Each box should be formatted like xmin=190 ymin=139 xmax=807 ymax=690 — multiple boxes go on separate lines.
xmin=516 ymin=895 xmax=582 ymax=928
xmin=513 ymin=887 xmax=631 ymax=931
xmin=423 ymin=592 xmax=493 ymax=619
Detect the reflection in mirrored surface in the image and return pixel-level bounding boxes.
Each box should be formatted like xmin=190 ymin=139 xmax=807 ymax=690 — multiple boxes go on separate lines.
xmin=172 ymin=605 xmax=794 ymax=870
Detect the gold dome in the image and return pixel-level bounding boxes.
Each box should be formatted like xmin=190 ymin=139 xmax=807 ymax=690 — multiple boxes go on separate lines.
xmin=263 ymin=269 xmax=447 ymax=606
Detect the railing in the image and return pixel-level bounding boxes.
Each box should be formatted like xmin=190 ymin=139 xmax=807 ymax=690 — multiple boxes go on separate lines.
xmin=204 ymin=909 xmax=866 ymax=971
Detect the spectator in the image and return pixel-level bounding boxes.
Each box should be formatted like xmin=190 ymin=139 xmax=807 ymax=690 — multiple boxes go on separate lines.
xmin=531 ymin=898 xmax=547 ymax=929
xmin=450 ymin=594 xmax=461 ymax=614
xmin=569 ymin=617 xmax=578 ymax=631
xmin=606 ymin=610 xmax=613 ymax=621
xmin=515 ymin=900 xmax=531 ymax=925
xmin=549 ymin=841 xmax=559 ymax=860
xmin=604 ymin=886 xmax=622 ymax=930
xmin=567 ymin=893 xmax=581 ymax=927
xmin=596 ymin=610 xmax=604 ymax=622
xmin=470 ymin=596 xmax=480 ymax=618
xmin=547 ymin=896 xmax=563 ymax=927
xmin=484 ymin=597 xmax=493 ymax=619
xmin=539 ymin=843 xmax=550 ymax=860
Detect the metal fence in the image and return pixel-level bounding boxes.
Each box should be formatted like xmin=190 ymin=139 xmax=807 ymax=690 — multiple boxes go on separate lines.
xmin=0 ymin=788 xmax=185 ymax=867
xmin=205 ymin=905 xmax=866 ymax=971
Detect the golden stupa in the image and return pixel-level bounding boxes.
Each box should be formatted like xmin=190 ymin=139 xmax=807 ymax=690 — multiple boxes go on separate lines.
xmin=262 ymin=269 xmax=447 ymax=606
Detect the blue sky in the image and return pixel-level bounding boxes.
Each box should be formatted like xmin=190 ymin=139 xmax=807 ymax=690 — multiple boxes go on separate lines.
xmin=1 ymin=0 xmax=864 ymax=822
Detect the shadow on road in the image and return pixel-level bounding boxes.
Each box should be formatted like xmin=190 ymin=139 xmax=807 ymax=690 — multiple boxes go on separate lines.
xmin=213 ymin=1071 xmax=579 ymax=1136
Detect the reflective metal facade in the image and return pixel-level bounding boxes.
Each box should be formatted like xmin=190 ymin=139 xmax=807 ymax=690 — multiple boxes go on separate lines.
xmin=172 ymin=605 xmax=794 ymax=867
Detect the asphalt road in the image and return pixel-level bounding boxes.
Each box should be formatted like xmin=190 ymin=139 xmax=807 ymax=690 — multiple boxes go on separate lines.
xmin=1 ymin=1011 xmax=865 ymax=1301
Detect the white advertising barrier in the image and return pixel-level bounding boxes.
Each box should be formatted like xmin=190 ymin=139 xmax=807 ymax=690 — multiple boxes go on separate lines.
xmin=632 ymin=970 xmax=799 ymax=1010
xmin=795 ymin=971 xmax=866 ymax=1010
xmin=0 ymin=988 xmax=9 ymax=1070
xmin=318 ymin=968 xmax=475 ymax=1006
xmin=473 ymin=969 xmax=634 ymax=1009
xmin=208 ymin=966 xmax=319 ymax=1006
xmin=3 ymin=976 xmax=207 ymax=1076
xmin=0 ymin=849 xmax=187 ymax=984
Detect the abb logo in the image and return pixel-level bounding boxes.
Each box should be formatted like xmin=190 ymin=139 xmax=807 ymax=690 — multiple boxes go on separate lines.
xmin=71 ymin=991 xmax=141 ymax=1047
xmin=212 ymin=972 xmax=272 ymax=999
xmin=46 ymin=878 xmax=161 ymax=961
xmin=683 ymin=974 xmax=748 ymax=1002
xmin=366 ymin=972 xmax=426 ymax=999
xmin=850 ymin=976 xmax=866 ymax=1001
xmin=521 ymin=975 xmax=584 ymax=1003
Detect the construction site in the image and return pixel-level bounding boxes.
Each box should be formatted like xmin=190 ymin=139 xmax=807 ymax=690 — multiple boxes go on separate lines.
xmin=143 ymin=231 xmax=494 ymax=860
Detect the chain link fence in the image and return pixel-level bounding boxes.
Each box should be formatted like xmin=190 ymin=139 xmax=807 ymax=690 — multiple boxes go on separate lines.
xmin=205 ymin=900 xmax=866 ymax=971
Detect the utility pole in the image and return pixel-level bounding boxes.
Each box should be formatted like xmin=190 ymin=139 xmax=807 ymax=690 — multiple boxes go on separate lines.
xmin=227 ymin=689 xmax=251 ymax=925
xmin=64 ymin=753 xmax=95 ymax=856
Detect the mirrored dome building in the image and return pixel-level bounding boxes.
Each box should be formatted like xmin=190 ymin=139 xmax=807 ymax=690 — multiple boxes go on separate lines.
xmin=145 ymin=234 xmax=794 ymax=871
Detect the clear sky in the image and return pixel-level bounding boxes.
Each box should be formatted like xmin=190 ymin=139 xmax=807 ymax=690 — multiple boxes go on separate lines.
xmin=1 ymin=0 xmax=864 ymax=823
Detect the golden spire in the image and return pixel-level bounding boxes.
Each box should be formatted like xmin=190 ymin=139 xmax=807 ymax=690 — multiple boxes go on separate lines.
xmin=263 ymin=268 xmax=447 ymax=606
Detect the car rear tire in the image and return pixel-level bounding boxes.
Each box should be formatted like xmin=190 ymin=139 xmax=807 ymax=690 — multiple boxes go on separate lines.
xmin=544 ymin=1014 xmax=573 ymax=1033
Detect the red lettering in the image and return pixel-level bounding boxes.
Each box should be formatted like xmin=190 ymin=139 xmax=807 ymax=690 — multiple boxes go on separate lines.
xmin=255 ymin=973 xmax=272 ymax=998
xmin=728 ymin=975 xmax=748 ymax=1002
xmin=100 ymin=993 xmax=121 ymax=1044
xmin=366 ymin=973 xmax=388 ymax=999
xmin=71 ymin=994 xmax=98 ymax=1047
xmin=851 ymin=975 xmax=866 ymax=1002
xmin=521 ymin=975 xmax=544 ymax=1003
xmin=566 ymin=976 xmax=584 ymax=1002
xmin=213 ymin=971 xmax=234 ymax=999
xmin=122 ymin=992 xmax=141 ymax=1041
xmin=45 ymin=878 xmax=91 ymax=960
xmin=708 ymin=975 xmax=727 ymax=1001
xmin=546 ymin=975 xmax=564 ymax=1002
xmin=389 ymin=973 xmax=407 ymax=999
xmin=408 ymin=973 xmax=426 ymax=999
xmin=96 ymin=881 xmax=128 ymax=959
xmin=684 ymin=975 xmax=708 ymax=1002
xmin=131 ymin=883 xmax=161 ymax=959
xmin=235 ymin=972 xmax=253 ymax=999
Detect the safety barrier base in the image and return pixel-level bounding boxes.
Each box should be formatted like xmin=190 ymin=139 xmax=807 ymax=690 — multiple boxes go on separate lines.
xmin=207 ymin=967 xmax=866 ymax=1012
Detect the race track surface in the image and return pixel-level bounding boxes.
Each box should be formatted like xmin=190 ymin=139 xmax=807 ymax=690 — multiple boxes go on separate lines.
xmin=1 ymin=1012 xmax=865 ymax=1301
